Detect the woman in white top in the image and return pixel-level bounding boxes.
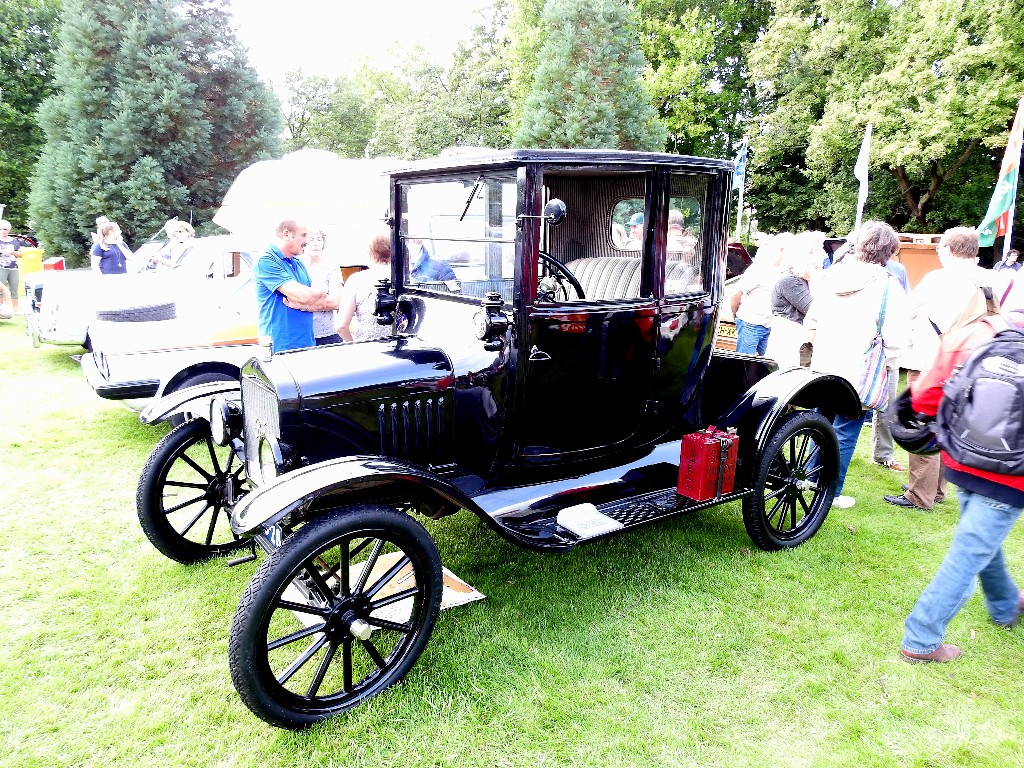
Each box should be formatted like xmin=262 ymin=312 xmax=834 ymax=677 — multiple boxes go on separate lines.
xmin=336 ymin=234 xmax=391 ymax=342
xmin=730 ymin=233 xmax=790 ymax=355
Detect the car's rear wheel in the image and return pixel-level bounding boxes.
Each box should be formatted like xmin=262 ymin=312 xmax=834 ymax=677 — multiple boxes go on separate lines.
xmin=137 ymin=418 xmax=248 ymax=563
xmin=742 ymin=410 xmax=838 ymax=551
xmin=229 ymin=505 xmax=443 ymax=729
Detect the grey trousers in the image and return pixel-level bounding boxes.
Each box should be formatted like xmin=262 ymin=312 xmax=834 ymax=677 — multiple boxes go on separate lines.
xmin=871 ymin=373 xmax=900 ymax=464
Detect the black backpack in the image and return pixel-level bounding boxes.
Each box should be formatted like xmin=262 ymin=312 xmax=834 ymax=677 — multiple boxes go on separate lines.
xmin=936 ymin=316 xmax=1024 ymax=476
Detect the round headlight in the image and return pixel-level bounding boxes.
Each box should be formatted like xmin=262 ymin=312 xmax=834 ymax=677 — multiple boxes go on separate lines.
xmin=258 ymin=434 xmax=283 ymax=483
xmin=209 ymin=397 xmax=229 ymax=446
xmin=472 ymin=310 xmax=490 ymax=340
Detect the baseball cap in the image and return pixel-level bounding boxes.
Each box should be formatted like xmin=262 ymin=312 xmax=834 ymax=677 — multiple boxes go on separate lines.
xmin=627 ymin=212 xmax=644 ymax=227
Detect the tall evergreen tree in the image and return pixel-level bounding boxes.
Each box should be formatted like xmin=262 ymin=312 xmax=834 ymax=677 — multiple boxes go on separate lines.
xmin=0 ymin=0 xmax=60 ymax=231
xmin=515 ymin=0 xmax=667 ymax=151
xmin=30 ymin=0 xmax=281 ymax=262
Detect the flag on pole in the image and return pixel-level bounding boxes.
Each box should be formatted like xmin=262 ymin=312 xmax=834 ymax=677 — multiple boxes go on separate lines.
xmin=854 ymin=123 xmax=872 ymax=232
xmin=733 ymin=138 xmax=748 ymax=240
xmin=732 ymin=139 xmax=748 ymax=189
xmin=979 ymin=97 xmax=1024 ymax=248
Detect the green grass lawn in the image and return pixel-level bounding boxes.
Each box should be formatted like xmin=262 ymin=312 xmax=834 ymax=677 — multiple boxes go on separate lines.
xmin=2 ymin=314 xmax=1022 ymax=768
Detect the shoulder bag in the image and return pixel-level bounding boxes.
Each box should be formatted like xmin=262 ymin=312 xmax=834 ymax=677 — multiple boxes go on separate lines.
xmin=854 ymin=280 xmax=891 ymax=411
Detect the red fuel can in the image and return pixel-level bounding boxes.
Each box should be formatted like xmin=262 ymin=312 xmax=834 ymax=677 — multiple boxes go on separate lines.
xmin=678 ymin=427 xmax=739 ymax=501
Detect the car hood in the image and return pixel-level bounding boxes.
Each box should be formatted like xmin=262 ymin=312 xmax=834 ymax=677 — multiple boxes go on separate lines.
xmin=265 ymin=336 xmax=455 ymax=405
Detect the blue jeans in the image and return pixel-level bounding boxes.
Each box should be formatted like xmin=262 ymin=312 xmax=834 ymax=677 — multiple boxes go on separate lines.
xmin=902 ymin=489 xmax=1022 ymax=654
xmin=833 ymin=410 xmax=869 ymax=495
xmin=735 ymin=319 xmax=770 ymax=356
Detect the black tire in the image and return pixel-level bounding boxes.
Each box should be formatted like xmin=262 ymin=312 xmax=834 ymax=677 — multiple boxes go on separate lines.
xmin=136 ymin=418 xmax=248 ymax=563
xmin=229 ymin=505 xmax=443 ymax=729
xmin=95 ymin=301 xmax=176 ymax=322
xmin=742 ymin=410 xmax=839 ymax=551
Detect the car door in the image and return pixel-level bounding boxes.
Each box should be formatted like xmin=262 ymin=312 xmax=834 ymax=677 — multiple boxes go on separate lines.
xmin=517 ymin=171 xmax=659 ymax=460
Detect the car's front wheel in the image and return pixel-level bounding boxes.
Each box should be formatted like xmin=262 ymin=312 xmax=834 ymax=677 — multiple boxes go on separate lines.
xmin=228 ymin=505 xmax=443 ymax=729
xmin=136 ymin=418 xmax=248 ymax=563
xmin=742 ymin=410 xmax=838 ymax=551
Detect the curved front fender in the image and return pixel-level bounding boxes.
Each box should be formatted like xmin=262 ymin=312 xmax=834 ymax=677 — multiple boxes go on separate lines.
xmin=229 ymin=455 xmax=478 ymax=536
xmin=139 ymin=380 xmax=241 ymax=425
xmin=714 ymin=367 xmax=861 ymax=485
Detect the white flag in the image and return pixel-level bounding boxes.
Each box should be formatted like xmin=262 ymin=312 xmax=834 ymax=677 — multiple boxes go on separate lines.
xmin=854 ymin=123 xmax=872 ymax=232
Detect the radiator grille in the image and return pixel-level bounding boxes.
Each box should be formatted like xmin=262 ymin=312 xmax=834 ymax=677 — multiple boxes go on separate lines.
xmin=377 ymin=396 xmax=446 ymax=460
xmin=242 ymin=374 xmax=280 ymax=482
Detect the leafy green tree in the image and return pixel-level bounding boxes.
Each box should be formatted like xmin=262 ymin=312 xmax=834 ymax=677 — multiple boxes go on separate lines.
xmin=636 ymin=0 xmax=771 ymax=158
xmin=748 ymin=0 xmax=1024 ymax=234
xmin=282 ymin=70 xmax=377 ymax=157
xmin=515 ymin=0 xmax=666 ymax=150
xmin=30 ymin=0 xmax=281 ymax=261
xmin=367 ymin=4 xmax=514 ymax=159
xmin=508 ymin=0 xmax=545 ymax=127
xmin=0 ymin=0 xmax=60 ymax=231
xmin=283 ymin=2 xmax=513 ymax=160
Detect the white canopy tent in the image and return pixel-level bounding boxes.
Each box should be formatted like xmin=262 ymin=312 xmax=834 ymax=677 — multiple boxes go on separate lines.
xmin=213 ymin=150 xmax=396 ymax=255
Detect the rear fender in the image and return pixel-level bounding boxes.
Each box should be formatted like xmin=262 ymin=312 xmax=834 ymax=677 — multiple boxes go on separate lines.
xmin=713 ymin=367 xmax=861 ymax=486
xmin=139 ymin=380 xmax=241 ymax=425
xmin=229 ymin=456 xmax=477 ymax=536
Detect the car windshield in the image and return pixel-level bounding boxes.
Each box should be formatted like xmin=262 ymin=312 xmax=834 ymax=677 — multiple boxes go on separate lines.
xmin=134 ymin=237 xmax=252 ymax=279
xmin=399 ymin=173 xmax=517 ymax=303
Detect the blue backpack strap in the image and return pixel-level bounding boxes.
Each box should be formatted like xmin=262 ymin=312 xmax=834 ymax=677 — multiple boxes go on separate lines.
xmin=876 ymin=278 xmax=890 ymax=335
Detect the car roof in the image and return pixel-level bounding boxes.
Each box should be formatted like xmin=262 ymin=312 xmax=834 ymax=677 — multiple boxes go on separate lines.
xmin=388 ymin=148 xmax=733 ymax=177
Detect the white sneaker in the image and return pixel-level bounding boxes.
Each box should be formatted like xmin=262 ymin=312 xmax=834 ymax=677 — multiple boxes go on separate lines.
xmin=832 ymin=495 xmax=855 ymax=509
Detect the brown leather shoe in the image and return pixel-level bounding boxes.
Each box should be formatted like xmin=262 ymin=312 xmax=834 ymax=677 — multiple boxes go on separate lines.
xmin=900 ymin=644 xmax=962 ymax=663
xmin=994 ymin=589 xmax=1024 ymax=628
xmin=876 ymin=459 xmax=908 ymax=472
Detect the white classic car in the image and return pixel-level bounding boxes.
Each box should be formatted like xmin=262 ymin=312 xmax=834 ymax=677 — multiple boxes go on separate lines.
xmin=27 ymin=235 xmax=253 ymax=349
xmin=80 ymin=271 xmax=261 ymax=412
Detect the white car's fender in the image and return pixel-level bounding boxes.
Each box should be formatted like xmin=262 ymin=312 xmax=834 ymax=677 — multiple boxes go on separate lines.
xmin=139 ymin=380 xmax=241 ymax=426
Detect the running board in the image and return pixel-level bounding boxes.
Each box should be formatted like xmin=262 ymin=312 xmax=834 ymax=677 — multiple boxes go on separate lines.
xmin=499 ymin=486 xmax=753 ymax=548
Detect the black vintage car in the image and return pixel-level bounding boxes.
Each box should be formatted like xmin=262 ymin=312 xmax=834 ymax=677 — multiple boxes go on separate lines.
xmin=136 ymin=149 xmax=860 ymax=729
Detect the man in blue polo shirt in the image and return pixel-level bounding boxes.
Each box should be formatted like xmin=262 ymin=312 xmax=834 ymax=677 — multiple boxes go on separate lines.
xmin=254 ymin=220 xmax=326 ymax=352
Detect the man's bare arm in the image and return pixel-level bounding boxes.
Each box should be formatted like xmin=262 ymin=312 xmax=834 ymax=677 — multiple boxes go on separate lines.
xmin=277 ymin=280 xmax=326 ymax=310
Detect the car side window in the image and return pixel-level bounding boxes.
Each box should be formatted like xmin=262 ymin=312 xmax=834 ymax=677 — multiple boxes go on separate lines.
xmin=664 ymin=174 xmax=708 ymax=296
xmin=539 ymin=172 xmax=648 ymax=303
xmin=400 ymin=175 xmax=517 ymax=304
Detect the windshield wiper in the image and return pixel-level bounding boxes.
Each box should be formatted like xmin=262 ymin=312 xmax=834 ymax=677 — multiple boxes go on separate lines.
xmin=459 ymin=175 xmax=484 ymax=222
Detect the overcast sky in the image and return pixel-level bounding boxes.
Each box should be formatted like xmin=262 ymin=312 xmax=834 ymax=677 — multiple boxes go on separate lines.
xmin=230 ymin=0 xmax=492 ymax=89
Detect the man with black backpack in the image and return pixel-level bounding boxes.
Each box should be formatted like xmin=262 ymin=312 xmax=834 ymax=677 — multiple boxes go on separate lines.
xmin=899 ymin=308 xmax=1024 ymax=663
xmin=885 ymin=227 xmax=998 ymax=510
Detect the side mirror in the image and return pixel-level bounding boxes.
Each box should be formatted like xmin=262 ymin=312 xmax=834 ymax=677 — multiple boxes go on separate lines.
xmin=517 ymin=199 xmax=567 ymax=227
xmin=543 ymin=199 xmax=567 ymax=226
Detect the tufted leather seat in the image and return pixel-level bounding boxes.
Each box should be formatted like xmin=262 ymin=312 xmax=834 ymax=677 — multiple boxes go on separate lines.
xmin=565 ymin=257 xmax=642 ymax=300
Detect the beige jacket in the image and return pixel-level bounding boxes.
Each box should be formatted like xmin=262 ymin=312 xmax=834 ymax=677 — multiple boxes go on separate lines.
xmin=902 ymin=260 xmax=996 ymax=372
xmin=804 ymin=259 xmax=910 ymax=385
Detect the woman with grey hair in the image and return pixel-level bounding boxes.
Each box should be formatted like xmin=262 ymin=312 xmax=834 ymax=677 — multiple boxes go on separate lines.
xmin=803 ymin=220 xmax=911 ymax=509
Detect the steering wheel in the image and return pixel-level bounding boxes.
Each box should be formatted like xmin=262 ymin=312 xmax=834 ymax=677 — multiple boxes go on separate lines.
xmin=538 ymin=250 xmax=585 ymax=301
